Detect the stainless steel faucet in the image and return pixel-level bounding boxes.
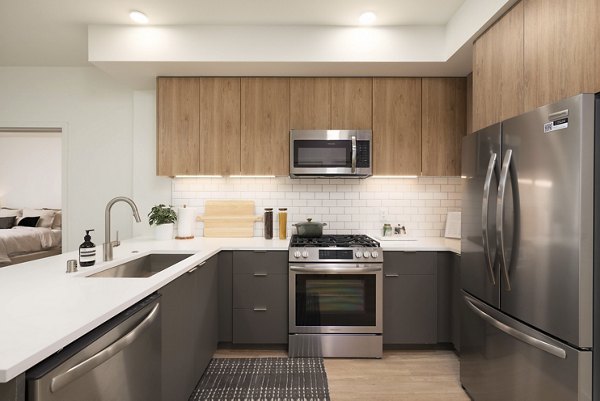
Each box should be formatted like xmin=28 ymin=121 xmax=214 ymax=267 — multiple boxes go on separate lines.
xmin=103 ymin=196 xmax=142 ymax=261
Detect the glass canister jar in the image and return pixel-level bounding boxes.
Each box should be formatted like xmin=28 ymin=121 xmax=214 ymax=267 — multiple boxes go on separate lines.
xmin=383 ymin=223 xmax=392 ymax=237
xmin=278 ymin=208 xmax=288 ymax=239
xmin=264 ymin=208 xmax=273 ymax=239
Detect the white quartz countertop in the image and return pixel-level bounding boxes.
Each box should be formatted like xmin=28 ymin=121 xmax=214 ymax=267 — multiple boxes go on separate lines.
xmin=0 ymin=235 xmax=459 ymax=382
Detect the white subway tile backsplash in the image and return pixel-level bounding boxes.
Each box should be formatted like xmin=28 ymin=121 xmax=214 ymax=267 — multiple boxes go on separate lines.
xmin=172 ymin=176 xmax=463 ymax=238
xmin=300 ymin=192 xmax=315 ymax=200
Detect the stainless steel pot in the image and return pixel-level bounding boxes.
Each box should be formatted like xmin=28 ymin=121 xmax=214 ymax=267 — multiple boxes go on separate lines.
xmin=293 ymin=218 xmax=327 ymax=237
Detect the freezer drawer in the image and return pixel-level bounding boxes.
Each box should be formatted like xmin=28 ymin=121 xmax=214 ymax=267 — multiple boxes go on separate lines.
xmin=26 ymin=294 xmax=161 ymax=401
xmin=460 ymin=292 xmax=592 ymax=401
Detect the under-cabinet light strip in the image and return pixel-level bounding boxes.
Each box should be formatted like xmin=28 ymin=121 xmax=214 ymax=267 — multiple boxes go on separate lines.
xmin=174 ymin=175 xmax=223 ymax=178
xmin=371 ymin=175 xmax=419 ymax=179
xmin=229 ymin=175 xmax=276 ymax=178
xmin=174 ymin=175 xmax=277 ymax=178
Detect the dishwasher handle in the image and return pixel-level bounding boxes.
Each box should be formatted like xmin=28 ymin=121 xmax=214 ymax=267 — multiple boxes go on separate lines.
xmin=50 ymin=302 xmax=160 ymax=393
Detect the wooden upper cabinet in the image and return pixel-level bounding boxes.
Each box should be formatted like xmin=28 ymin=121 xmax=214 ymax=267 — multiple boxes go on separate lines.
xmin=199 ymin=78 xmax=241 ymax=175
xmin=157 ymin=77 xmax=200 ymax=176
xmin=472 ymin=1 xmax=524 ymax=131
xmin=290 ymin=78 xmax=331 ymax=129
xmin=372 ymin=78 xmax=422 ymax=175
xmin=331 ymin=78 xmax=373 ymax=129
xmin=523 ymin=0 xmax=600 ymax=110
xmin=466 ymin=73 xmax=473 ymax=134
xmin=241 ymin=78 xmax=290 ymax=175
xmin=421 ymin=78 xmax=467 ymax=176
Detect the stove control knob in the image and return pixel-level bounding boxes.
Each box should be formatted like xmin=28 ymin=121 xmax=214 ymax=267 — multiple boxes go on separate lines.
xmin=371 ymin=251 xmax=379 ymax=258
xmin=363 ymin=251 xmax=371 ymax=258
xmin=301 ymin=251 xmax=309 ymax=258
xmin=294 ymin=251 xmax=301 ymax=258
xmin=355 ymin=251 xmax=363 ymax=258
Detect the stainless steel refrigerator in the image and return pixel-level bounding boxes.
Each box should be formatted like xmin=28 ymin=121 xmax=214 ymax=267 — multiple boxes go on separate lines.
xmin=460 ymin=93 xmax=599 ymax=401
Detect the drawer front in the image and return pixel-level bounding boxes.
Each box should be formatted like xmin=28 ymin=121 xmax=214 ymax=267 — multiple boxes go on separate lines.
xmin=233 ymin=274 xmax=288 ymax=309
xmin=383 ymin=251 xmax=436 ymax=275
xmin=233 ymin=251 xmax=288 ymax=275
xmin=233 ymin=308 xmax=288 ymax=344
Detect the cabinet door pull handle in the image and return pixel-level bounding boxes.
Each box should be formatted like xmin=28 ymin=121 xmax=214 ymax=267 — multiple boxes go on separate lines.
xmin=385 ymin=274 xmax=399 ymax=278
xmin=253 ymin=273 xmax=268 ymax=277
xmin=187 ymin=261 xmax=205 ymax=274
xmin=253 ymin=307 xmax=268 ymax=312
xmin=253 ymin=250 xmax=267 ymax=253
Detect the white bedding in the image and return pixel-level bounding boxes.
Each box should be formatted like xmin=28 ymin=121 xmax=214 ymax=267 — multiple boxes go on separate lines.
xmin=0 ymin=227 xmax=62 ymax=264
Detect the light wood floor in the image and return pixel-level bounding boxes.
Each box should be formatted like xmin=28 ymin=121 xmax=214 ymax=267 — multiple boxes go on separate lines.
xmin=213 ymin=348 xmax=470 ymax=401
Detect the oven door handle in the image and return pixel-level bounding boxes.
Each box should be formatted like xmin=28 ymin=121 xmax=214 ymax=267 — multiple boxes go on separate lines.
xmin=290 ymin=266 xmax=382 ymax=274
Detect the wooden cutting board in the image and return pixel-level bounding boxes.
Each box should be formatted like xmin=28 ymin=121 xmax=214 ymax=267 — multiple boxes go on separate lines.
xmin=196 ymin=200 xmax=262 ymax=237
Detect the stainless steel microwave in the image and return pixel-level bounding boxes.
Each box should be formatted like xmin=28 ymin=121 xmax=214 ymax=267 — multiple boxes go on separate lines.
xmin=289 ymin=130 xmax=372 ymax=178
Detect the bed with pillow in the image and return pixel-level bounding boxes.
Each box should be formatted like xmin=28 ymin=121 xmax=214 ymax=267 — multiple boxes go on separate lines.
xmin=0 ymin=208 xmax=62 ymax=267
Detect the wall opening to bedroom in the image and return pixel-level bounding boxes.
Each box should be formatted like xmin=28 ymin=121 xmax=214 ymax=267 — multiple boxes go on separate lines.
xmin=0 ymin=128 xmax=63 ymax=266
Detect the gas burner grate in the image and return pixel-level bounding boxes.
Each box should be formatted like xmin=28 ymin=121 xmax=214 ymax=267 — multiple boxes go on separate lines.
xmin=290 ymin=234 xmax=380 ymax=248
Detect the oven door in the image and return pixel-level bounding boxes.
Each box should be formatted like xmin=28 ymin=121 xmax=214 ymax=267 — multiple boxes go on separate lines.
xmin=290 ymin=130 xmax=372 ymax=177
xmin=289 ymin=263 xmax=382 ymax=334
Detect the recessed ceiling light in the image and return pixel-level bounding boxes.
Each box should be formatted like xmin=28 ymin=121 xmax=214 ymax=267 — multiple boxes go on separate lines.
xmin=359 ymin=11 xmax=377 ymax=25
xmin=129 ymin=10 xmax=149 ymax=24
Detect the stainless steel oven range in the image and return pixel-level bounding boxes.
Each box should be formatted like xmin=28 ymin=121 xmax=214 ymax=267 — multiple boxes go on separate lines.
xmin=288 ymin=234 xmax=383 ymax=358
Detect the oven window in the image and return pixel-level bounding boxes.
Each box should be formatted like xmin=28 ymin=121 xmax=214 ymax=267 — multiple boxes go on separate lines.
xmin=295 ymin=274 xmax=377 ymax=326
xmin=293 ymin=140 xmax=351 ymax=168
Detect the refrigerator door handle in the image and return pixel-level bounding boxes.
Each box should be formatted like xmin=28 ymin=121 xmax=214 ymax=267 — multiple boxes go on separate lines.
xmin=464 ymin=295 xmax=567 ymax=359
xmin=481 ymin=152 xmax=497 ymax=285
xmin=496 ymin=149 xmax=512 ymax=291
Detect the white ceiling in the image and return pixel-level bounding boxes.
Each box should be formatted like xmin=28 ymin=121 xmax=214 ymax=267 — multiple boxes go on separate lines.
xmin=0 ymin=0 xmax=466 ymax=66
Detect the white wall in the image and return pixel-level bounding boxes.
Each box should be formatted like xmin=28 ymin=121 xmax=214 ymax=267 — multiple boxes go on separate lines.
xmin=0 ymin=133 xmax=62 ymax=209
xmin=0 ymin=67 xmax=135 ymax=250
xmin=132 ymin=90 xmax=172 ymax=237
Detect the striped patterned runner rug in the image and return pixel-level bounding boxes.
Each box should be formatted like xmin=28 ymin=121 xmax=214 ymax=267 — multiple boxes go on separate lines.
xmin=190 ymin=357 xmax=330 ymax=401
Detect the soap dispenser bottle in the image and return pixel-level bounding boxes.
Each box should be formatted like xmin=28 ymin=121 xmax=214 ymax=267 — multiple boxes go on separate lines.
xmin=79 ymin=229 xmax=96 ymax=267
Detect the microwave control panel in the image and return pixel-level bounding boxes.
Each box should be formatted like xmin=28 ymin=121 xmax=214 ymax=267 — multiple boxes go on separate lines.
xmin=357 ymin=141 xmax=370 ymax=167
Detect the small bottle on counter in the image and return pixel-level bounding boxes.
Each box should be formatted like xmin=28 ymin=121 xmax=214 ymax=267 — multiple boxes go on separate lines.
xmin=383 ymin=224 xmax=392 ymax=237
xmin=79 ymin=229 xmax=96 ymax=267
xmin=278 ymin=208 xmax=288 ymax=239
xmin=264 ymin=208 xmax=273 ymax=239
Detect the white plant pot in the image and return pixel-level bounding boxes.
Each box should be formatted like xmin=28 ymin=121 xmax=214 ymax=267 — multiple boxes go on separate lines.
xmin=154 ymin=223 xmax=174 ymax=241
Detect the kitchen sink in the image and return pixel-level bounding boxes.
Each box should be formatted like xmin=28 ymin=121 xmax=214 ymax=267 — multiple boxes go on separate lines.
xmin=87 ymin=253 xmax=193 ymax=278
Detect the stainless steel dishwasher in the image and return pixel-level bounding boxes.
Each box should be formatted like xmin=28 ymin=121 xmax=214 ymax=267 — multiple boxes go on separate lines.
xmin=26 ymin=293 xmax=161 ymax=401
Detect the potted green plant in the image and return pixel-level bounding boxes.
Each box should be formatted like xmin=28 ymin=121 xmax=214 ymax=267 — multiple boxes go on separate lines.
xmin=148 ymin=204 xmax=177 ymax=240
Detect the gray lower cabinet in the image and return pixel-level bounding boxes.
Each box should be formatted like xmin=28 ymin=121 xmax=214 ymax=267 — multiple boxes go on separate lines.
xmin=437 ymin=252 xmax=461 ymax=350
xmin=160 ymin=255 xmax=218 ymax=401
xmin=218 ymin=251 xmax=233 ymax=342
xmin=437 ymin=252 xmax=452 ymax=343
xmin=232 ymin=251 xmax=288 ymax=344
xmin=383 ymin=252 xmax=437 ymax=344
xmin=451 ymin=253 xmax=461 ymax=351
xmin=0 ymin=374 xmax=24 ymax=401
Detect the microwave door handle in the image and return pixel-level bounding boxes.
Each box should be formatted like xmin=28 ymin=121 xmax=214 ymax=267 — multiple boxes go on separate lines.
xmin=351 ymin=135 xmax=357 ymax=173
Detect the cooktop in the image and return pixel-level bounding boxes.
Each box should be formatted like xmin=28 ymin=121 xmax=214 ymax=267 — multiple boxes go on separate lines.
xmin=289 ymin=234 xmax=380 ymax=248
